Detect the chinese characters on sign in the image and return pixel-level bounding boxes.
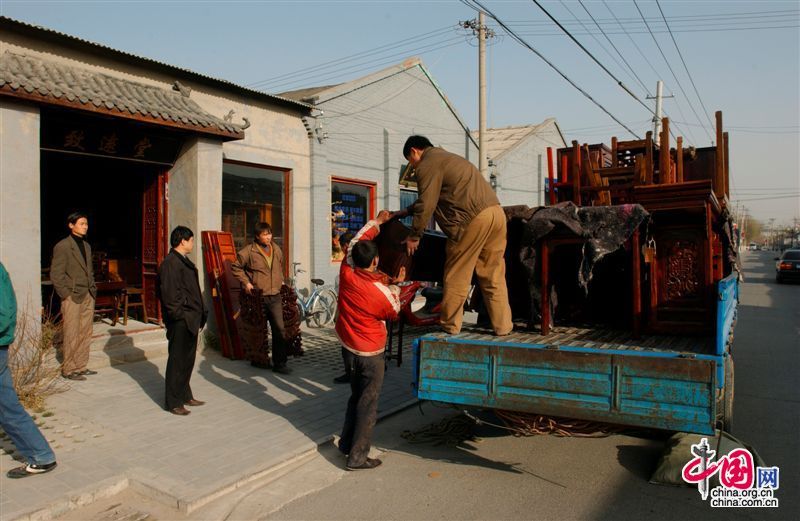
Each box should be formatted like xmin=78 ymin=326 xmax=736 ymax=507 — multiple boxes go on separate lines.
xmin=42 ymin=113 xmax=183 ymax=166
xmin=331 ymin=180 xmax=373 ymax=261
xmin=682 ymin=437 xmax=779 ymax=508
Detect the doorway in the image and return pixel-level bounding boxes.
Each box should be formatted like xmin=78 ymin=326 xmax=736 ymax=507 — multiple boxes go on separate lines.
xmin=40 ymin=151 xmax=167 ymax=324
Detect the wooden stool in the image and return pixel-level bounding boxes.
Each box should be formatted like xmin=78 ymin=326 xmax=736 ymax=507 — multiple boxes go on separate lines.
xmin=120 ymin=287 xmax=148 ymax=325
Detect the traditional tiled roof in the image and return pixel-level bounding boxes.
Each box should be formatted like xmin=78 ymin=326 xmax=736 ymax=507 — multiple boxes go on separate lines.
xmin=0 ymin=51 xmax=245 ymax=138
xmin=473 ymin=119 xmax=565 ymax=160
xmin=279 ymin=84 xmax=342 ymax=103
xmin=0 ymin=16 xmax=311 ymax=114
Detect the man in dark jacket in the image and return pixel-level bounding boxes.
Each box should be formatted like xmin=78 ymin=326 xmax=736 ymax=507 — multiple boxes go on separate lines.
xmin=231 ymin=222 xmax=290 ymax=374
xmin=50 ymin=212 xmax=97 ymax=381
xmin=1 ymin=262 xmax=58 ymax=478
xmin=403 ymin=135 xmax=512 ymax=336
xmin=158 ymin=226 xmax=208 ymax=416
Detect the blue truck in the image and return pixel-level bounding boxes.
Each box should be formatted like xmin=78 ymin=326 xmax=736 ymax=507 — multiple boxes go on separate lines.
xmin=412 ymin=273 xmax=738 ymax=436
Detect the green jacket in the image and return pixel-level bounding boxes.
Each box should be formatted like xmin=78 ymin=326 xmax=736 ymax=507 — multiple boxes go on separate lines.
xmin=0 ymin=262 xmax=17 ymax=347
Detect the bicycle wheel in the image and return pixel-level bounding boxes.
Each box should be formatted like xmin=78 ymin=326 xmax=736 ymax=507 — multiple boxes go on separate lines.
xmin=310 ymin=289 xmax=337 ymax=327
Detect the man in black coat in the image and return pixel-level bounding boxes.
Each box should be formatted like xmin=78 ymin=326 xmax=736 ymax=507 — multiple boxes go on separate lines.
xmin=158 ymin=226 xmax=208 ymax=416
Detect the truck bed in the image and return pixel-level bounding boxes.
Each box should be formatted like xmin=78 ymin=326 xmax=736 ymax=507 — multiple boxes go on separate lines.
xmin=452 ymin=324 xmax=713 ymax=355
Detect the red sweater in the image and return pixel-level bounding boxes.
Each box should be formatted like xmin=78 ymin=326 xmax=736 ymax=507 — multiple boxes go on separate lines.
xmin=335 ymin=220 xmax=400 ymax=356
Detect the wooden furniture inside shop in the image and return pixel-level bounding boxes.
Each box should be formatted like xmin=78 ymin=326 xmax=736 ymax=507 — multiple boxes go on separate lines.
xmin=546 ymin=111 xmax=732 ymax=335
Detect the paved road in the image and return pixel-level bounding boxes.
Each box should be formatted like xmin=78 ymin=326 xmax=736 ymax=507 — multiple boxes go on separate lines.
xmin=263 ymin=250 xmax=799 ymax=521
xmin=52 ymin=251 xmax=798 ymax=520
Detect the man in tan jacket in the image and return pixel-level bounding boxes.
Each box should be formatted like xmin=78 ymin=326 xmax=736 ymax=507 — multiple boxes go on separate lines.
xmin=403 ymin=135 xmax=512 ymax=336
xmin=50 ymin=212 xmax=97 ymax=380
xmin=231 ymin=222 xmax=291 ymax=374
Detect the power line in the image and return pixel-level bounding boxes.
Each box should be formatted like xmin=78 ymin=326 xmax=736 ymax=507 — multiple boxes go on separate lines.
xmin=531 ymin=0 xmax=645 ymax=108
xmin=512 ymin=24 xmax=800 ymax=37
xmin=633 ymin=0 xmax=714 ymax=143
xmin=557 ymin=0 xmax=646 ymax=96
xmin=575 ymin=0 xmax=695 ymax=143
xmin=507 ymin=9 xmax=800 ymax=26
xmin=247 ymin=25 xmax=456 ymax=90
xmin=578 ymin=0 xmax=650 ymax=95
xmin=264 ymin=36 xmax=464 ymax=93
xmin=460 ymin=0 xmax=641 ymax=138
xmin=655 ymin=1 xmax=716 ymax=133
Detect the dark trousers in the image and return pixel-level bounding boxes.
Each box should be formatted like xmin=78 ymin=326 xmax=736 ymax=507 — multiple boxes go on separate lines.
xmin=165 ymin=320 xmax=198 ymax=410
xmin=264 ymin=294 xmax=288 ymax=366
xmin=339 ymin=349 xmax=385 ymax=467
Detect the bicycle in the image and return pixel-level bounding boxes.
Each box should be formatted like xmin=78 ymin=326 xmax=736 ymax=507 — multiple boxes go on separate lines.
xmin=288 ymin=262 xmax=338 ymax=327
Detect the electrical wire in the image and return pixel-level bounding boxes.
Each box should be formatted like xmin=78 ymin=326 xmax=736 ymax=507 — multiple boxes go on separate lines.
xmin=247 ymin=25 xmax=455 ymax=89
xmin=634 ymin=0 xmax=713 ymax=142
xmin=459 ymin=0 xmax=641 ymax=139
xmin=655 ymin=0 xmax=716 ymax=133
xmin=531 ymin=0 xmax=645 ymax=109
xmin=578 ymin=0 xmax=651 ymax=95
xmin=504 ymin=9 xmax=800 ymax=27
xmin=558 ymin=0 xmax=646 ymax=96
xmin=262 ymin=36 xmax=465 ymax=93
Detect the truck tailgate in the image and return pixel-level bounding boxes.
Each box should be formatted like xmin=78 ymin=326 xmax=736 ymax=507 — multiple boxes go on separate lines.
xmin=414 ymin=336 xmax=718 ymax=435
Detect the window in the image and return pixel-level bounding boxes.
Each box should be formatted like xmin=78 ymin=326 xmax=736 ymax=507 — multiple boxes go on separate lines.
xmin=222 ymin=160 xmax=289 ymax=254
xmin=331 ymin=178 xmax=375 ymax=261
xmin=399 ymin=187 xmax=437 ymax=232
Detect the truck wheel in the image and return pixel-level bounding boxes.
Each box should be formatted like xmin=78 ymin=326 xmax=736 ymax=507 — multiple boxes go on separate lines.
xmin=721 ymin=356 xmax=734 ymax=432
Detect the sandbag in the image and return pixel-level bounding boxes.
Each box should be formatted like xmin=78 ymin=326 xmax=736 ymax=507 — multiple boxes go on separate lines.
xmin=649 ymin=430 xmax=765 ymax=487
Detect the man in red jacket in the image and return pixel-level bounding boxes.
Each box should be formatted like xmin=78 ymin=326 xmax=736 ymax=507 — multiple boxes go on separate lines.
xmin=336 ymin=210 xmax=404 ymax=470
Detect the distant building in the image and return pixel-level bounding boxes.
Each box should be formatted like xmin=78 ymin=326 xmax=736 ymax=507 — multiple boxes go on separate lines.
xmin=280 ymin=58 xmax=480 ymax=284
xmin=474 ymin=119 xmax=567 ymax=207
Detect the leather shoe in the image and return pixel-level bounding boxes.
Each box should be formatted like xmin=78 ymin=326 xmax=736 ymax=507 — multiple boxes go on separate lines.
xmin=346 ymin=457 xmax=382 ymax=471
xmin=80 ymin=369 xmax=98 ymax=375
xmin=169 ymin=407 xmax=190 ymax=416
xmin=272 ymin=364 xmax=292 ymax=375
xmin=333 ymin=373 xmax=350 ymax=384
xmin=185 ymin=399 xmax=205 ymax=406
xmin=63 ymin=372 xmax=87 ymax=381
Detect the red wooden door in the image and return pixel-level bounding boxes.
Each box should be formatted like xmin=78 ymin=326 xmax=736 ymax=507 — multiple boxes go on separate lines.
xmin=142 ymin=171 xmax=169 ymax=322
xmin=201 ymin=231 xmax=245 ymax=359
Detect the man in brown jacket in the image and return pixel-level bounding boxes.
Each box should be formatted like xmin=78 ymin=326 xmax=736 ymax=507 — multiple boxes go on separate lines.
xmin=50 ymin=212 xmax=98 ymax=380
xmin=231 ymin=222 xmax=291 ymax=374
xmin=403 ymin=135 xmax=512 ymax=336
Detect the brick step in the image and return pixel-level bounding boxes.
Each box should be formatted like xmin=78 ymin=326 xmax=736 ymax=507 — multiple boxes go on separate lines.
xmin=87 ymin=326 xmax=169 ymax=370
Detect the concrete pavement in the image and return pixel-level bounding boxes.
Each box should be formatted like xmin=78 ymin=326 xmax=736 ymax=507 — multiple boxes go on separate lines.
xmin=0 ymin=323 xmax=434 ymax=520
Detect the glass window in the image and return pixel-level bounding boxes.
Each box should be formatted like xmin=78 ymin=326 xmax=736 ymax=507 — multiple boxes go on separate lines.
xmin=331 ymin=178 xmax=374 ymax=261
xmin=399 ymin=187 xmax=437 ymax=232
xmin=222 ymin=161 xmax=288 ymax=252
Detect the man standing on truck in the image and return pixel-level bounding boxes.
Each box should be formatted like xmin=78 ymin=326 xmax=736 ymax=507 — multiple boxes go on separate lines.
xmin=336 ymin=210 xmax=404 ymax=470
xmin=402 ymin=135 xmax=512 ymax=336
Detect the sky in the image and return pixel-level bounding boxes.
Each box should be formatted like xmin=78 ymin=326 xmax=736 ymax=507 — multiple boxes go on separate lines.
xmin=2 ymin=0 xmax=798 ymax=226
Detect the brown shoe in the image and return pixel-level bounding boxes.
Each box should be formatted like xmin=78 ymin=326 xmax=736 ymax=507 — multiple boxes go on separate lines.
xmin=169 ymin=407 xmax=190 ymax=416
xmin=346 ymin=457 xmax=382 ymax=471
xmin=63 ymin=372 xmax=87 ymax=381
xmin=185 ymin=399 xmax=205 ymax=407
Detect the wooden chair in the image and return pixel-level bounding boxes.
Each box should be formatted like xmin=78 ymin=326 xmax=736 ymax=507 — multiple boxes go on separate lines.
xmin=119 ymin=286 xmax=148 ymax=325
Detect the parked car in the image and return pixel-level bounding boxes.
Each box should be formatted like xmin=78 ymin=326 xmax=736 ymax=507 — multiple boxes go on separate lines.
xmin=775 ymin=249 xmax=800 ymax=283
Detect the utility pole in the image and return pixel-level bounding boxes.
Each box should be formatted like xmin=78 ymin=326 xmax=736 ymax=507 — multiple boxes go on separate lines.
xmin=479 ymin=11 xmax=488 ymax=177
xmin=461 ymin=15 xmax=495 ymax=177
xmin=647 ymin=81 xmax=673 ymax=139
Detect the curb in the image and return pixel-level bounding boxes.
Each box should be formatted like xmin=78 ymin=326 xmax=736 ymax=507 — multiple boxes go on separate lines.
xmin=8 ymin=399 xmax=421 ymax=520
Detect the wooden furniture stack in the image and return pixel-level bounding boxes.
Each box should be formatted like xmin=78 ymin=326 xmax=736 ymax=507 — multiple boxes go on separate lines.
xmin=546 ymin=112 xmax=732 ymax=335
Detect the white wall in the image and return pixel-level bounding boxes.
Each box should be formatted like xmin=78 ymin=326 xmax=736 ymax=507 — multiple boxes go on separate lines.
xmin=0 ymin=100 xmax=41 ymax=329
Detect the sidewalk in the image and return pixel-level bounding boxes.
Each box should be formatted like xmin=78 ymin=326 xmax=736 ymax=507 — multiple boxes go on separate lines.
xmin=0 ymin=323 xmax=435 ymax=521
